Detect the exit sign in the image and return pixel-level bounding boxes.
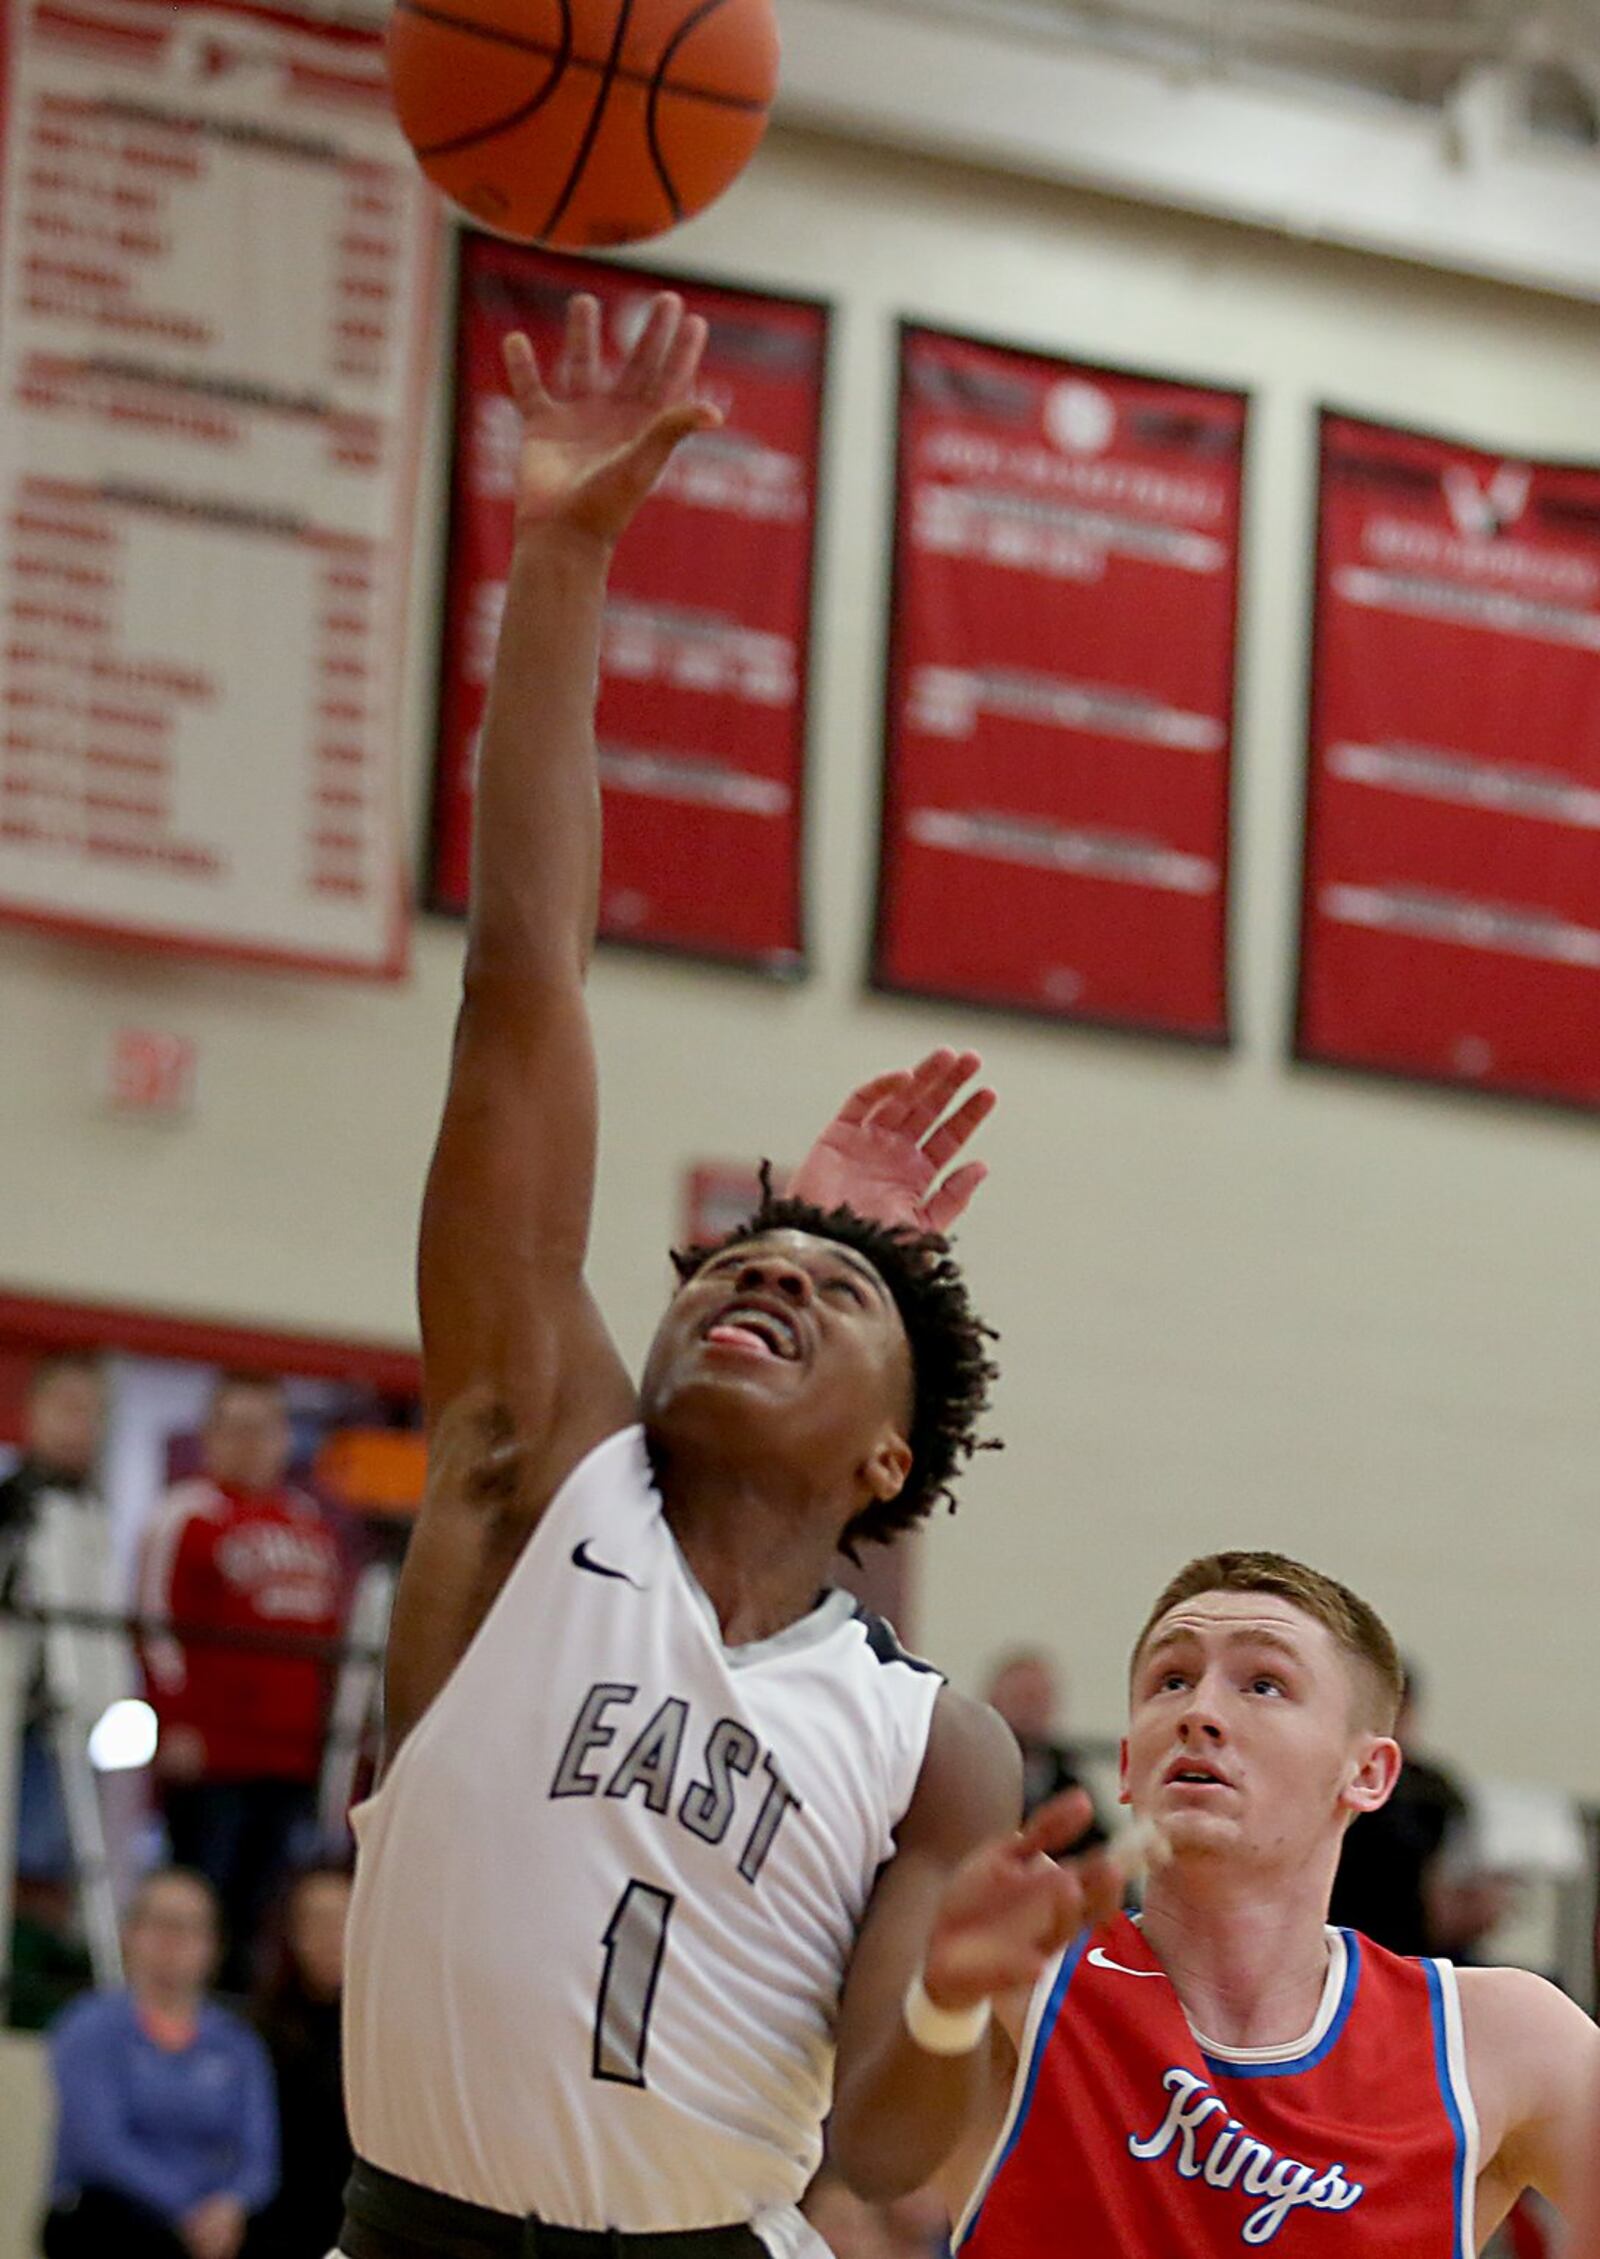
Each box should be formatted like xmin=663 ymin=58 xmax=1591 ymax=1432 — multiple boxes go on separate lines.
xmin=103 ymin=1028 xmax=198 ymax=1120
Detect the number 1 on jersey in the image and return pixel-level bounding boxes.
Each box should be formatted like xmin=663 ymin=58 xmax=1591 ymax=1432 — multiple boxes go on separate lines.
xmin=594 ymin=1880 xmax=675 ymax=2086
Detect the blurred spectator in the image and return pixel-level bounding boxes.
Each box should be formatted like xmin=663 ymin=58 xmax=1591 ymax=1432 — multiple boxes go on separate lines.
xmin=1423 ymin=1811 xmax=1520 ymax=1967
xmin=1 ymin=1354 xmax=114 ymax=2025
xmin=245 ymin=1864 xmax=353 ymax=2259
xmin=1331 ymin=1659 xmax=1469 ymax=1957
xmin=41 ymin=1867 xmax=277 ymax=2259
xmin=0 ymin=1352 xmax=107 ymax=1598
xmin=981 ymin=1647 xmax=1107 ymax=1846
xmin=138 ymin=1375 xmax=345 ymax=1990
xmin=804 ymin=2169 xmax=947 ymax=2258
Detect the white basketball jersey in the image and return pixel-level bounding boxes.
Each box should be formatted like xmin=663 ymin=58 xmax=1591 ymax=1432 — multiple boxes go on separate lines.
xmin=345 ymin=1425 xmax=941 ymax=2242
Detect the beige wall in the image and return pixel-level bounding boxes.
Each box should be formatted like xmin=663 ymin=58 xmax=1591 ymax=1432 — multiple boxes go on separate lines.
xmin=3 ymin=130 xmax=1597 ymax=1792
xmin=1 ymin=2032 xmax=50 ymax=2255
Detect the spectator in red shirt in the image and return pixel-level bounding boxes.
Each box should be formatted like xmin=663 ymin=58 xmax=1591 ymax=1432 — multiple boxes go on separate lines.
xmin=138 ymin=1375 xmax=345 ymax=1990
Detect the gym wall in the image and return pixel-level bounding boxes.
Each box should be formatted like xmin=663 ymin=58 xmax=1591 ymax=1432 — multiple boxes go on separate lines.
xmin=2 ymin=124 xmax=1596 ymax=1791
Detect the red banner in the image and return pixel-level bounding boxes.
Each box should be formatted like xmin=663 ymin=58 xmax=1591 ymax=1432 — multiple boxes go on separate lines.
xmin=1298 ymin=413 xmax=1600 ymax=1107
xmin=874 ymin=327 xmax=1246 ymax=1039
xmin=429 ymin=240 xmax=825 ymax=973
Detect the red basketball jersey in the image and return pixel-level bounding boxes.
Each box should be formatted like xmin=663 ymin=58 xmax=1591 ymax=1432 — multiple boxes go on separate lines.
xmin=957 ymin=1914 xmax=1477 ymax=2258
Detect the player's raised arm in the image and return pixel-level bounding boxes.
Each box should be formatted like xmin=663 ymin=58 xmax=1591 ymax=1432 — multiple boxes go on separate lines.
xmin=417 ymin=291 xmax=718 ymax=1461
xmin=388 ymin=298 xmax=717 ymax=1764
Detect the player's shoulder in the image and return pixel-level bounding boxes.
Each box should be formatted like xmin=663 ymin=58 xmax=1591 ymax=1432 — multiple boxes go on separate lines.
xmin=1457 ymin=1961 xmax=1596 ymax=2050
xmin=930 ymin=1683 xmax=1023 ymax=1770
xmin=901 ymin=1687 xmax=1024 ymax=1853
xmin=1456 ymin=1963 xmax=1600 ymax=2177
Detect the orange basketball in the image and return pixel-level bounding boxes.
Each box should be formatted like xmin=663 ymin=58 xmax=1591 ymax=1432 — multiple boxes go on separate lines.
xmin=386 ymin=0 xmax=779 ymax=248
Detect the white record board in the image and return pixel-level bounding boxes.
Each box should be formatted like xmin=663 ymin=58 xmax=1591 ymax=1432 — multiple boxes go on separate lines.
xmin=0 ymin=0 xmax=437 ymax=974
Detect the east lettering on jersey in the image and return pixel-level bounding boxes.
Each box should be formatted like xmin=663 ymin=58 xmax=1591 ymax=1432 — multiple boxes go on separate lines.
xmin=550 ymin=1683 xmax=803 ymax=1882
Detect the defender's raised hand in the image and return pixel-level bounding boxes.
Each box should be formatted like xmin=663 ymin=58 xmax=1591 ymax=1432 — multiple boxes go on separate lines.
xmin=502 ymin=292 xmax=721 ymax=550
xmin=919 ymin=1790 xmax=1125 ymax=2017
xmin=790 ymin=1049 xmax=996 ymax=1237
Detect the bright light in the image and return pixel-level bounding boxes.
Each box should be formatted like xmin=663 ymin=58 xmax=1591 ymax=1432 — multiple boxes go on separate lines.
xmin=88 ymin=1700 xmax=159 ymax=1773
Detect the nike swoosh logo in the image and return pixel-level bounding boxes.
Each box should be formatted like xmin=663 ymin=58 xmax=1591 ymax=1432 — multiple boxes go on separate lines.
xmin=1088 ymin=1947 xmax=1163 ymax=1977
xmin=571 ymin=1541 xmax=641 ymax=1588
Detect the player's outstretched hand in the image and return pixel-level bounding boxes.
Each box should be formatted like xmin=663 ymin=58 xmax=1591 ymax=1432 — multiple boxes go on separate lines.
xmin=919 ymin=1790 xmax=1124 ymax=2016
xmin=790 ymin=1048 xmax=996 ymax=1237
xmin=502 ymin=292 xmax=721 ymax=551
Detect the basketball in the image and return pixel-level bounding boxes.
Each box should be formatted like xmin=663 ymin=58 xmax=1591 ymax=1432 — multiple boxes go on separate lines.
xmin=386 ymin=0 xmax=780 ymax=248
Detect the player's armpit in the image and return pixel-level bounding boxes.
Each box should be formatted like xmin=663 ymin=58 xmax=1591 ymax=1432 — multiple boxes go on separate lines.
xmin=827 ymin=1691 xmax=1024 ymax=2204
xmin=378 ymin=1371 xmax=612 ymax=1774
xmin=1460 ymin=1965 xmax=1600 ymax=2220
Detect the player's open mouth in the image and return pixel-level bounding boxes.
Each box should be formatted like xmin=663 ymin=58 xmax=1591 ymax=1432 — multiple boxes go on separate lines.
xmin=704 ymin=1300 xmax=803 ymax=1361
xmin=1163 ymin=1760 xmax=1233 ymax=1790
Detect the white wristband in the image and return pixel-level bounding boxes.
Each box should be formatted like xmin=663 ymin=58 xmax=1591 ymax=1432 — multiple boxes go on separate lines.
xmin=902 ymin=1968 xmax=992 ymax=2057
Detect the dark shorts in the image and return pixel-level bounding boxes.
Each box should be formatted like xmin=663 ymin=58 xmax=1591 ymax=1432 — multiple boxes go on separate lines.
xmin=42 ymin=2191 xmax=188 ymax=2259
xmin=340 ymin=2161 xmax=771 ymax=2259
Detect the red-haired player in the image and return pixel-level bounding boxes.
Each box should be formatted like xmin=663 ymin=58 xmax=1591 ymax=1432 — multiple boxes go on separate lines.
xmin=836 ymin=1553 xmax=1600 ymax=2255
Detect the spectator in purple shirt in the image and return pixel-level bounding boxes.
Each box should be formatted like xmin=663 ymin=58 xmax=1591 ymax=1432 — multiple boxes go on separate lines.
xmin=42 ymin=1868 xmax=278 ymax=2259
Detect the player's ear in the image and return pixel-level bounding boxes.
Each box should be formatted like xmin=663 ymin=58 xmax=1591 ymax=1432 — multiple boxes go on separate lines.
xmin=861 ymin=1430 xmax=912 ymax=1505
xmin=1341 ymin=1733 xmax=1402 ymax=1819
xmin=1117 ymin=1738 xmax=1132 ymax=1807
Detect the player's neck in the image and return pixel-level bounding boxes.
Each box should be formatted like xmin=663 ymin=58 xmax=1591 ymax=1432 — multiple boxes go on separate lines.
xmin=1138 ymin=1865 xmax=1338 ymax=2052
xmin=661 ymin=1463 xmax=843 ymax=1646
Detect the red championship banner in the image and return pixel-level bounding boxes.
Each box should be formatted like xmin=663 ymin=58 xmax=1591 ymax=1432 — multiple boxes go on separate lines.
xmin=874 ymin=327 xmax=1246 ymax=1039
xmin=429 ymin=241 xmax=825 ymax=973
xmin=0 ymin=0 xmax=436 ymax=976
xmin=1298 ymin=413 xmax=1600 ymax=1107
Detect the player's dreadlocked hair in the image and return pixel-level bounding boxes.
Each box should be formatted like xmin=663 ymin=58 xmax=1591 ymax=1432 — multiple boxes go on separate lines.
xmin=671 ymin=1167 xmax=999 ymax=1559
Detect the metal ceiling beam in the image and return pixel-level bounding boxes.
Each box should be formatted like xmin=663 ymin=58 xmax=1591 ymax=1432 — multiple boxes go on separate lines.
xmin=774 ymin=0 xmax=1600 ymax=302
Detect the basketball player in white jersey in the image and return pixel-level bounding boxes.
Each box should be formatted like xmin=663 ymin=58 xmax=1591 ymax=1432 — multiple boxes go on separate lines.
xmin=337 ymin=295 xmax=1118 ymax=2259
xmin=848 ymin=1550 xmax=1600 ymax=2254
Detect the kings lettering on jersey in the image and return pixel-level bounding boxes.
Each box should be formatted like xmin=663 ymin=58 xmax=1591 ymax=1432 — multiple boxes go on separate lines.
xmin=958 ymin=1914 xmax=1477 ymax=2259
xmin=1128 ymin=2068 xmax=1364 ymax=2245
xmin=551 ymin=1682 xmax=803 ymax=1884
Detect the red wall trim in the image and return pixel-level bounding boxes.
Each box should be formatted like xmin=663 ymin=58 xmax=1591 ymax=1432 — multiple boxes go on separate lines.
xmin=0 ymin=1288 xmax=420 ymax=1394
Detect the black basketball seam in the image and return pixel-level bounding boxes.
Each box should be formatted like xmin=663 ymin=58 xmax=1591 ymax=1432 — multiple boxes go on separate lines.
xmin=393 ymin=0 xmax=767 ymax=114
xmin=539 ymin=0 xmax=636 ymax=241
xmin=644 ymin=105 xmax=682 ymax=225
xmin=645 ymin=0 xmax=737 ymax=223
xmin=408 ymin=0 xmax=574 ymax=159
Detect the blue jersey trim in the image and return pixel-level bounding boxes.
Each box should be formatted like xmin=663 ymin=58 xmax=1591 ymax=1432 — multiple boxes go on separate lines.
xmin=956 ymin=1933 xmax=1088 ymax=2248
xmin=1001 ymin=1934 xmax=1087 ymax=2175
xmin=1201 ymin=1930 xmax=1362 ymax=2081
xmin=1423 ymin=1959 xmax=1470 ymax=2259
